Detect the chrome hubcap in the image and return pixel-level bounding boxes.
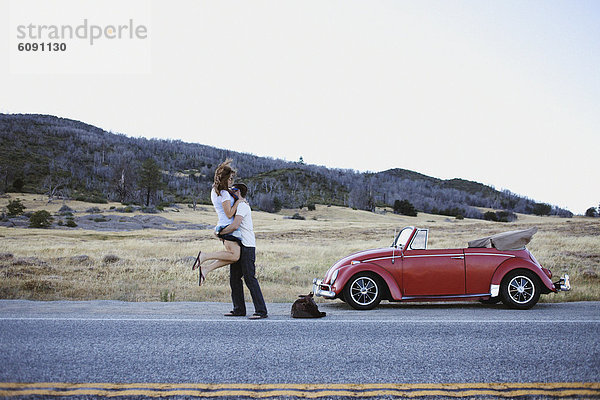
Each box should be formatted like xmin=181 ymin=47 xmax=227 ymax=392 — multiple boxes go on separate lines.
xmin=351 ymin=277 xmax=378 ymax=306
xmin=508 ymin=276 xmax=535 ymax=304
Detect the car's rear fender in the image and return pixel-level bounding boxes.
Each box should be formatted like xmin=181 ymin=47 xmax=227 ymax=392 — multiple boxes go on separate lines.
xmin=491 ymin=258 xmax=556 ymax=293
xmin=334 ymin=263 xmax=403 ymax=301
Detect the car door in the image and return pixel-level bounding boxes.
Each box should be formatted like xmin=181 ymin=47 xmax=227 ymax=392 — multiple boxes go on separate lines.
xmin=402 ymin=247 xmax=466 ymax=296
xmin=464 ymin=248 xmax=514 ymax=294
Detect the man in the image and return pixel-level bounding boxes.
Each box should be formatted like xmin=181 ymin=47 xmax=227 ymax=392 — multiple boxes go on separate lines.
xmin=218 ymin=183 xmax=268 ymax=319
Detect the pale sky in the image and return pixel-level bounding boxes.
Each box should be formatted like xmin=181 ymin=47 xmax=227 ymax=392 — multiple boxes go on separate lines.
xmin=2 ymin=0 xmax=599 ymax=215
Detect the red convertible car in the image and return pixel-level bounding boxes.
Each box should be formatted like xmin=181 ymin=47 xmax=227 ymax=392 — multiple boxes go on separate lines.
xmin=313 ymin=226 xmax=570 ymax=310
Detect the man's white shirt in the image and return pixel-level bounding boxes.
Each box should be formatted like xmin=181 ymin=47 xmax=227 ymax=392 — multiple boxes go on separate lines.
xmin=236 ymin=202 xmax=256 ymax=248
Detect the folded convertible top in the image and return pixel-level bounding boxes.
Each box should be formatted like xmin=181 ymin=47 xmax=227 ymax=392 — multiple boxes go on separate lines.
xmin=468 ymin=227 xmax=538 ymax=250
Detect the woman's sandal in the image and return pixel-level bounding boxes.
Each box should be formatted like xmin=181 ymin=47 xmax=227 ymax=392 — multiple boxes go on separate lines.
xmin=192 ymin=251 xmax=201 ymax=270
xmin=198 ymin=266 xmax=206 ymax=286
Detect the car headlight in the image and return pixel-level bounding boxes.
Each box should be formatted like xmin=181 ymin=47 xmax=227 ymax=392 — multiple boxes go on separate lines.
xmin=330 ymin=269 xmax=339 ymax=285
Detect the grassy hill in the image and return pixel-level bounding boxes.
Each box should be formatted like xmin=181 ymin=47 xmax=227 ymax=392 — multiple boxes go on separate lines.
xmin=0 ymin=113 xmax=572 ymax=218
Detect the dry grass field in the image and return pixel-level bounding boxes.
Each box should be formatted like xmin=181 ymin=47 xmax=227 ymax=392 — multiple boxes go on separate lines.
xmin=1 ymin=193 xmax=598 ymax=304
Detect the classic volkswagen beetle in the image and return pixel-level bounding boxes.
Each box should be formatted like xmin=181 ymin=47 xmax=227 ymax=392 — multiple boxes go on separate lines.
xmin=313 ymin=226 xmax=570 ymax=310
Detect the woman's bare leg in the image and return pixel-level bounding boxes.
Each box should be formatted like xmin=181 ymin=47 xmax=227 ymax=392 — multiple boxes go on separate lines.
xmin=199 ymin=241 xmax=240 ymax=276
xmin=199 ymin=241 xmax=240 ymax=264
xmin=202 ymin=259 xmax=231 ymax=274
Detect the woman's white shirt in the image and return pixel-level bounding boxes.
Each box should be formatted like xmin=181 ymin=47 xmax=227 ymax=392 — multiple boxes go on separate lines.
xmin=211 ymin=189 xmax=234 ymax=227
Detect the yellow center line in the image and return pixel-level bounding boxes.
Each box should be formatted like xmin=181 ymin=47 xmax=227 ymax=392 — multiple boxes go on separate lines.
xmin=0 ymin=382 xmax=598 ymax=398
xmin=1 ymin=382 xmax=599 ymax=389
xmin=0 ymin=389 xmax=600 ymax=398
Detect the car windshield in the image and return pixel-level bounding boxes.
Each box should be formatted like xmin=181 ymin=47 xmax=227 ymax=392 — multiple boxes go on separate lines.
xmin=393 ymin=227 xmax=414 ymax=248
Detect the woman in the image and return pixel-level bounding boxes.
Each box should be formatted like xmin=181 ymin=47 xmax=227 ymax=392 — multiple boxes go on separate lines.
xmin=192 ymin=159 xmax=243 ymax=285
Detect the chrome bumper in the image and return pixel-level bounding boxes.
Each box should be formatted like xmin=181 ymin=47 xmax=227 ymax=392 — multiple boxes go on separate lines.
xmin=554 ymin=274 xmax=571 ymax=291
xmin=312 ymin=278 xmax=336 ymax=299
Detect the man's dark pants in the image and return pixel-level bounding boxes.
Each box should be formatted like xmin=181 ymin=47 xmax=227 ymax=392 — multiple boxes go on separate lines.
xmin=230 ymin=245 xmax=267 ymax=316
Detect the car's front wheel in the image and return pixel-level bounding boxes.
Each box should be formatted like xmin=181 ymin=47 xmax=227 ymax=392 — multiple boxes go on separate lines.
xmin=343 ymin=273 xmax=382 ymax=310
xmin=500 ymin=270 xmax=541 ymax=310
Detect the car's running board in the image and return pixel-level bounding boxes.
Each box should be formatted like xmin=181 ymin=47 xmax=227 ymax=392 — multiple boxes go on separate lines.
xmin=400 ymin=293 xmax=491 ymax=300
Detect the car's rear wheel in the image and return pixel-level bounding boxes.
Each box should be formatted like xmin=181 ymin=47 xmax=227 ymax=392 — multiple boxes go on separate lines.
xmin=343 ymin=273 xmax=382 ymax=310
xmin=500 ymin=270 xmax=541 ymax=310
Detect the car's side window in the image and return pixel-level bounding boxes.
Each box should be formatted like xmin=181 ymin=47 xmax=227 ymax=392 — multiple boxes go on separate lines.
xmin=410 ymin=229 xmax=428 ymax=250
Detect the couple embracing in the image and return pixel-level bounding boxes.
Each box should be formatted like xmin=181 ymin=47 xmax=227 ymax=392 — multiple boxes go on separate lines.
xmin=192 ymin=159 xmax=268 ymax=320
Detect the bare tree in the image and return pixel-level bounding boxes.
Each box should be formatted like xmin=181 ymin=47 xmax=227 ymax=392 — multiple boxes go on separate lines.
xmin=43 ymin=175 xmax=69 ymax=203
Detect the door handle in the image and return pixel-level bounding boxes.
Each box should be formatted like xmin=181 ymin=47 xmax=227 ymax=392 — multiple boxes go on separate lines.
xmin=451 ymin=256 xmax=464 ymax=260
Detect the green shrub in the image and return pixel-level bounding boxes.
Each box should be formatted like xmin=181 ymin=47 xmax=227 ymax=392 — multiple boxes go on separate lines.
xmin=12 ymin=178 xmax=24 ymax=192
xmin=484 ymin=210 xmax=517 ymax=222
xmin=483 ymin=211 xmax=498 ymax=222
xmin=434 ymin=207 xmax=465 ymax=218
xmin=66 ymin=219 xmax=78 ymax=227
xmin=496 ymin=210 xmax=517 ymax=222
xmin=160 ymin=289 xmax=175 ymax=302
xmin=7 ymin=199 xmax=26 ymax=217
xmin=273 ymin=197 xmax=283 ymax=213
xmin=75 ymin=194 xmax=108 ymax=204
xmin=531 ymin=203 xmax=551 ymax=216
xmin=393 ymin=199 xmax=417 ymax=217
xmin=58 ymin=205 xmax=74 ymax=215
xmin=585 ymin=207 xmax=598 ymax=218
xmin=29 ymin=210 xmax=53 ymax=228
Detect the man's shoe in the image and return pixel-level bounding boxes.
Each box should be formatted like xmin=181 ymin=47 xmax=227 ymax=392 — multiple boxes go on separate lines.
xmin=248 ymin=314 xmax=268 ymax=320
xmin=224 ymin=311 xmax=245 ymax=317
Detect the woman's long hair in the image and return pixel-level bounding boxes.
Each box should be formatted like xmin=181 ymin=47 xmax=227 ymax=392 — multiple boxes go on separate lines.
xmin=213 ymin=159 xmax=236 ymax=193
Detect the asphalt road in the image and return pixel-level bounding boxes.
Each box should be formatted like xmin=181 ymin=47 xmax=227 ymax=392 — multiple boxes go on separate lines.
xmin=1 ymin=300 xmax=599 ymax=397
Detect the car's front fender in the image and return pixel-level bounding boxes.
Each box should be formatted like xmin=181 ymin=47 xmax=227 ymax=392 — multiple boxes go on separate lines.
xmin=491 ymin=258 xmax=556 ymax=293
xmin=333 ymin=263 xmax=403 ymax=301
